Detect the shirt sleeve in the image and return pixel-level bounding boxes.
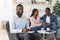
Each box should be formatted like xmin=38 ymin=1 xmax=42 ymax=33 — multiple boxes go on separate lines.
xmin=9 ymin=16 xmax=22 ymax=33
xmin=25 ymin=19 xmax=30 ymax=29
xmin=53 ymin=16 xmax=58 ymax=26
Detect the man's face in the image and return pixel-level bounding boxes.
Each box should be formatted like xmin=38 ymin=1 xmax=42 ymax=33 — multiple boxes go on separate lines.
xmin=45 ymin=9 xmax=50 ymax=15
xmin=16 ymin=6 xmax=23 ymax=17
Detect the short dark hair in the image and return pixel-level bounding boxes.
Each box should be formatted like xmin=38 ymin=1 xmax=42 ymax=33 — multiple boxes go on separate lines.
xmin=16 ymin=4 xmax=23 ymax=8
xmin=46 ymin=7 xmax=50 ymax=11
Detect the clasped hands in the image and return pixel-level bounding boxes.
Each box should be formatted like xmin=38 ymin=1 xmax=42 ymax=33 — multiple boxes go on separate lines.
xmin=43 ymin=22 xmax=53 ymax=26
xmin=22 ymin=28 xmax=29 ymax=32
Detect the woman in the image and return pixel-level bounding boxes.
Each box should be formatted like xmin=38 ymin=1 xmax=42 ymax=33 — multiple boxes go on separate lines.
xmin=30 ymin=8 xmax=43 ymax=32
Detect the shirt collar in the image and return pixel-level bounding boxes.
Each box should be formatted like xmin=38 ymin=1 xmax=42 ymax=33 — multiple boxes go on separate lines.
xmin=15 ymin=13 xmax=24 ymax=18
xmin=46 ymin=13 xmax=52 ymax=17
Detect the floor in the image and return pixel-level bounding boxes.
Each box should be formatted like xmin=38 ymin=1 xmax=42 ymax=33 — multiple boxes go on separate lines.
xmin=0 ymin=29 xmax=9 ymax=40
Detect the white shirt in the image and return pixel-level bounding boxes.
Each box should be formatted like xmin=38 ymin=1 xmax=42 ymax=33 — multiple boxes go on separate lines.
xmin=9 ymin=14 xmax=29 ymax=33
xmin=46 ymin=16 xmax=50 ymax=23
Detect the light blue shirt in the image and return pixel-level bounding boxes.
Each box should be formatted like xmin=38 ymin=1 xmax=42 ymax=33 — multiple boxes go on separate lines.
xmin=9 ymin=14 xmax=29 ymax=33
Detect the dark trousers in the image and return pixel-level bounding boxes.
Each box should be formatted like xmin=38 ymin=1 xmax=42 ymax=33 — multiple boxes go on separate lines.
xmin=30 ymin=33 xmax=41 ymax=40
xmin=16 ymin=33 xmax=30 ymax=40
xmin=31 ymin=26 xmax=43 ymax=33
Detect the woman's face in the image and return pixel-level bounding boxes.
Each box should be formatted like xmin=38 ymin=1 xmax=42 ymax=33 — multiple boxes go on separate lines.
xmin=34 ymin=11 xmax=39 ymax=17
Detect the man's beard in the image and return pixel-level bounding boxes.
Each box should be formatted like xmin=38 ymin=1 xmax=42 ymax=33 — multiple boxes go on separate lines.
xmin=16 ymin=12 xmax=23 ymax=17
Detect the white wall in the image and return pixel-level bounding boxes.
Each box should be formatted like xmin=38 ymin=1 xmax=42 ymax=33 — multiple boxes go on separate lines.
xmin=51 ymin=0 xmax=57 ymax=6
xmin=0 ymin=0 xmax=13 ymax=22
xmin=0 ymin=0 xmax=50 ymax=22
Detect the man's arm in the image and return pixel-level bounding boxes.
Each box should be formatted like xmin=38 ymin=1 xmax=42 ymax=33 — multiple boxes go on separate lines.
xmin=40 ymin=14 xmax=45 ymax=20
xmin=40 ymin=14 xmax=48 ymax=25
xmin=22 ymin=20 xmax=30 ymax=32
xmin=25 ymin=20 xmax=30 ymax=29
xmin=53 ymin=16 xmax=58 ymax=26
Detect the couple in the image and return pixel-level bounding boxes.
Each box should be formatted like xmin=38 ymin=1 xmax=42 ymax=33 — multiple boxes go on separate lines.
xmin=9 ymin=4 xmax=58 ymax=40
xmin=30 ymin=7 xmax=58 ymax=34
xmin=30 ymin=7 xmax=58 ymax=39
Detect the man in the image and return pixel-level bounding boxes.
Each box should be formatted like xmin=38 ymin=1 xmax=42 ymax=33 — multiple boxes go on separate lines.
xmin=9 ymin=4 xmax=30 ymax=40
xmin=41 ymin=7 xmax=58 ymax=37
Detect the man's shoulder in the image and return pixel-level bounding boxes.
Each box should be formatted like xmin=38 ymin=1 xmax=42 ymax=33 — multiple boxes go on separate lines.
xmin=12 ymin=15 xmax=17 ymax=19
xmin=51 ymin=14 xmax=57 ymax=18
xmin=10 ymin=15 xmax=18 ymax=21
xmin=22 ymin=15 xmax=27 ymax=19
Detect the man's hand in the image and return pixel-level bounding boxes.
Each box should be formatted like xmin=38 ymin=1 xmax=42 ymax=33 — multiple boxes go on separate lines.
xmin=22 ymin=28 xmax=29 ymax=32
xmin=49 ymin=23 xmax=53 ymax=26
xmin=43 ymin=22 xmax=53 ymax=26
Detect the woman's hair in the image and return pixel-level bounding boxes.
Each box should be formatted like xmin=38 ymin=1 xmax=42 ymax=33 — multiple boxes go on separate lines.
xmin=30 ymin=8 xmax=38 ymax=17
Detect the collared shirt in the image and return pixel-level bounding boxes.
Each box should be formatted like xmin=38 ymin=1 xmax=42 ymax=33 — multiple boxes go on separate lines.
xmin=9 ymin=14 xmax=29 ymax=33
xmin=40 ymin=14 xmax=58 ymax=26
xmin=46 ymin=16 xmax=50 ymax=23
xmin=30 ymin=16 xmax=42 ymax=28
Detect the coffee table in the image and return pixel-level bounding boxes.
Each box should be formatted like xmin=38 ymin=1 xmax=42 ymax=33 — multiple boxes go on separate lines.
xmin=38 ymin=30 xmax=56 ymax=40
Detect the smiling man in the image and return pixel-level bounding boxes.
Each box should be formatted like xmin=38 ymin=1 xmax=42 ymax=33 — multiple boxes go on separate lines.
xmin=41 ymin=7 xmax=58 ymax=37
xmin=9 ymin=4 xmax=30 ymax=40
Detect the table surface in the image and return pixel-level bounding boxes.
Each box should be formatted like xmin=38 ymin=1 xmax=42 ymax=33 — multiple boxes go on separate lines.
xmin=22 ymin=30 xmax=56 ymax=34
xmin=37 ymin=30 xmax=56 ymax=34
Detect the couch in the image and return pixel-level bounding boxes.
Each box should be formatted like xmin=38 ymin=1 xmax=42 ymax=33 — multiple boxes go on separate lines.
xmin=4 ymin=18 xmax=60 ymax=40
